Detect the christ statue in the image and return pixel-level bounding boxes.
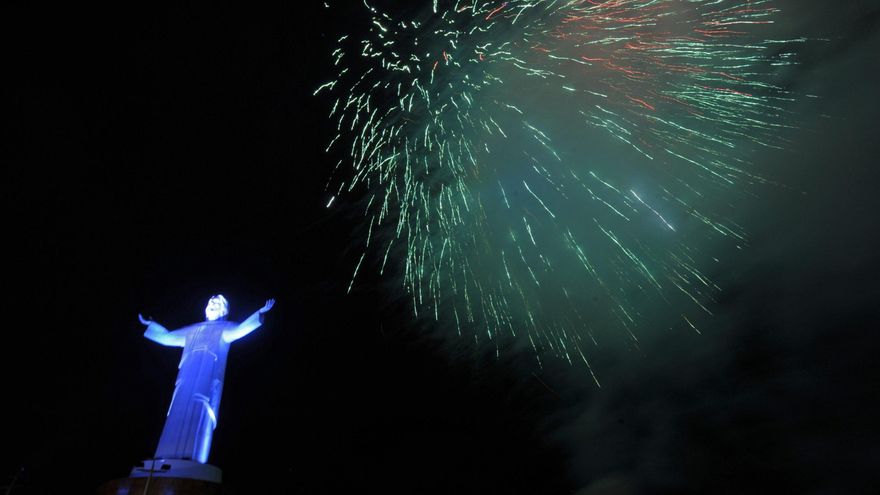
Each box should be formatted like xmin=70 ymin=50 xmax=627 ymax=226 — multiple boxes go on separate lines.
xmin=137 ymin=295 xmax=275 ymax=464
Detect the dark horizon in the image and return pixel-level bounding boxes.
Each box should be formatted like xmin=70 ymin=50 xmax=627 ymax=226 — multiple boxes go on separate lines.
xmin=5 ymin=1 xmax=880 ymax=493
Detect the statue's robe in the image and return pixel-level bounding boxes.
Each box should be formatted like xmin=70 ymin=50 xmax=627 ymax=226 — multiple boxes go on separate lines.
xmin=144 ymin=311 xmax=263 ymax=463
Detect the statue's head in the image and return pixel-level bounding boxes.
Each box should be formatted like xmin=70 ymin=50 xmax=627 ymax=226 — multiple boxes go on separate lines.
xmin=205 ymin=294 xmax=229 ymax=321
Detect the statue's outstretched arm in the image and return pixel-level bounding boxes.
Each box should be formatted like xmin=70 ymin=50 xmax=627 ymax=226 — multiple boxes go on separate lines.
xmin=139 ymin=314 xmax=186 ymax=347
xmin=222 ymin=299 xmax=275 ymax=343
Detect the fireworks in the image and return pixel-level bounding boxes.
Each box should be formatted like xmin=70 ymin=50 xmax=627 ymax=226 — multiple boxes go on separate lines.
xmin=316 ymin=0 xmax=801 ymax=382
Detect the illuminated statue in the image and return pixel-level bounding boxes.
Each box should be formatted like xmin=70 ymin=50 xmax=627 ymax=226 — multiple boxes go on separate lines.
xmin=137 ymin=295 xmax=275 ymax=468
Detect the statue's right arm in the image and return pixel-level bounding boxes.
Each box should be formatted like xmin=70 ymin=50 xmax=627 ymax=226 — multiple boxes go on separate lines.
xmin=140 ymin=314 xmax=186 ymax=347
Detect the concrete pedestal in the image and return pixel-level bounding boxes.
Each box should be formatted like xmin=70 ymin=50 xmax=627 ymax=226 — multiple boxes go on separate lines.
xmin=97 ymin=459 xmax=222 ymax=494
xmin=129 ymin=459 xmax=222 ymax=483
xmin=96 ymin=476 xmax=221 ymax=494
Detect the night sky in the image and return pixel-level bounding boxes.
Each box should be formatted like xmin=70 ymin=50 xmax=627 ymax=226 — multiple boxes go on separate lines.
xmin=5 ymin=2 xmax=880 ymax=494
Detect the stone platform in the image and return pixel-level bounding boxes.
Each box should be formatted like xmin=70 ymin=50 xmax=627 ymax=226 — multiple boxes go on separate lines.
xmin=96 ymin=476 xmax=221 ymax=494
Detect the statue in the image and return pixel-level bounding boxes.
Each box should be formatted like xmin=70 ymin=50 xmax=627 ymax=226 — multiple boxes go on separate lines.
xmin=136 ymin=295 xmax=275 ymax=469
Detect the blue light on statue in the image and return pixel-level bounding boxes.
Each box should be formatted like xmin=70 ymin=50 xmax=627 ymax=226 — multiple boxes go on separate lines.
xmin=136 ymin=295 xmax=275 ymax=470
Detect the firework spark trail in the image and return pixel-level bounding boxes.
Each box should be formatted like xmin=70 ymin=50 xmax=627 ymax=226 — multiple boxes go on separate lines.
xmin=316 ymin=0 xmax=802 ymax=382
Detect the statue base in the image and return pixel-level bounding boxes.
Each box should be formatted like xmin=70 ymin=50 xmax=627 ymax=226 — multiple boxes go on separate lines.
xmin=96 ymin=476 xmax=221 ymax=494
xmin=129 ymin=458 xmax=222 ymax=483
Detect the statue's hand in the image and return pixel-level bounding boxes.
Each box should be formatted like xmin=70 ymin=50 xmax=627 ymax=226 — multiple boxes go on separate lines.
xmin=259 ymin=299 xmax=276 ymax=314
xmin=138 ymin=313 xmax=153 ymax=326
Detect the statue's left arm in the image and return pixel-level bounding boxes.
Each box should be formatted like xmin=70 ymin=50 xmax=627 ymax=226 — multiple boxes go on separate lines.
xmin=222 ymin=299 xmax=275 ymax=343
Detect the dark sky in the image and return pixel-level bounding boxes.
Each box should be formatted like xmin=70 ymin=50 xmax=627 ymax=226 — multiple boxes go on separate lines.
xmin=5 ymin=2 xmax=880 ymax=494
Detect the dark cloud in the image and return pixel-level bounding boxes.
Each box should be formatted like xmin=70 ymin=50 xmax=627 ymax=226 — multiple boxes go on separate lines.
xmin=549 ymin=3 xmax=880 ymax=492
